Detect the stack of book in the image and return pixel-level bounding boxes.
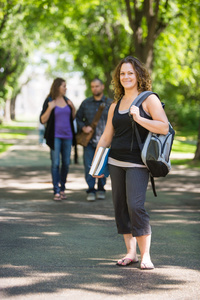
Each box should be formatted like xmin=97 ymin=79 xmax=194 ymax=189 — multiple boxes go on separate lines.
xmin=89 ymin=147 xmax=110 ymax=177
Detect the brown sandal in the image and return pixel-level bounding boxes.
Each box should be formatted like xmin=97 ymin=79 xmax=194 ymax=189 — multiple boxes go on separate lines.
xmin=116 ymin=258 xmax=139 ymax=266
xmin=53 ymin=194 xmax=61 ymax=201
xmin=60 ymin=191 xmax=67 ymax=200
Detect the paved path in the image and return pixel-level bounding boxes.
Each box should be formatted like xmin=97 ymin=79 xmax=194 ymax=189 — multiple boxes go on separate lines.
xmin=0 ymin=130 xmax=200 ymax=300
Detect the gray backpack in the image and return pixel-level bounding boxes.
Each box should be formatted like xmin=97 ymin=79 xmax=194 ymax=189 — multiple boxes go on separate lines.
xmin=129 ymin=91 xmax=175 ymax=196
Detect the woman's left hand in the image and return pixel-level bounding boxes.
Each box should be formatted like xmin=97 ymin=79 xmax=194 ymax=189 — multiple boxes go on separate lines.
xmin=67 ymin=99 xmax=74 ymax=108
xmin=67 ymin=99 xmax=76 ymax=119
xmin=130 ymin=105 xmax=140 ymax=121
xmin=93 ymin=175 xmax=105 ymax=178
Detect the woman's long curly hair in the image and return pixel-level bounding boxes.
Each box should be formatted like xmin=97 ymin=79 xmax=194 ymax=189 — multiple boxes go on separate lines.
xmin=48 ymin=77 xmax=66 ymax=100
xmin=112 ymin=56 xmax=152 ymax=103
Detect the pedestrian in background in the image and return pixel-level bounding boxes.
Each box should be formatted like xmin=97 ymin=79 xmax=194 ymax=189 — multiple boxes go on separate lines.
xmin=38 ymin=122 xmax=46 ymax=146
xmin=93 ymin=56 xmax=169 ymax=269
xmin=40 ymin=77 xmax=76 ymax=201
xmin=76 ymin=78 xmax=112 ymax=201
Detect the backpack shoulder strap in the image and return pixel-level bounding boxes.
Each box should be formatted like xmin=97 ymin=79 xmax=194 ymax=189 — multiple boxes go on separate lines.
xmin=129 ymin=91 xmax=154 ymax=150
xmin=129 ymin=91 xmax=159 ymax=197
xmin=129 ymin=91 xmax=159 ymax=110
xmin=129 ymin=91 xmax=160 ymax=149
xmin=150 ymin=175 xmax=157 ymax=197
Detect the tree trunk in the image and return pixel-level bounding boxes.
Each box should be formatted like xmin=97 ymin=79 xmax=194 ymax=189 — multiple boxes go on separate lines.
xmin=194 ymin=119 xmax=200 ymax=160
xmin=104 ymin=72 xmax=114 ymax=99
xmin=10 ymin=96 xmax=16 ymax=120
xmin=4 ymin=99 xmax=11 ymax=122
xmin=124 ymin=0 xmax=168 ymax=72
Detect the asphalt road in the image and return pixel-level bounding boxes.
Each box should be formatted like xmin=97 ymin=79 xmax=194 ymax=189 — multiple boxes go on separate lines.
xmin=0 ymin=130 xmax=200 ymax=300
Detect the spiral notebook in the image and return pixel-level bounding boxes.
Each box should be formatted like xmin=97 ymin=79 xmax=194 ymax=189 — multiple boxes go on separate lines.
xmin=89 ymin=147 xmax=110 ymax=177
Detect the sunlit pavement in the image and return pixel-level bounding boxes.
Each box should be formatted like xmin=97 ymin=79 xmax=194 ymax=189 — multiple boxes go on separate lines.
xmin=0 ymin=130 xmax=200 ymax=300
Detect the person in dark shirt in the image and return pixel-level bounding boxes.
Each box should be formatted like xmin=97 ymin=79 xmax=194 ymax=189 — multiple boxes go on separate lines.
xmin=92 ymin=56 xmax=169 ymax=270
xmin=40 ymin=78 xmax=76 ymax=201
xmin=76 ymin=78 xmax=112 ymax=201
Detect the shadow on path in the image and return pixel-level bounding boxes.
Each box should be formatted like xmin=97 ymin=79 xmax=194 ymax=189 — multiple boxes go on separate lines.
xmin=0 ymin=130 xmax=200 ymax=299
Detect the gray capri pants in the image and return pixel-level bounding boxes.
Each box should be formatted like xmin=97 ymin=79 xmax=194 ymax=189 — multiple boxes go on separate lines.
xmin=109 ymin=164 xmax=151 ymax=237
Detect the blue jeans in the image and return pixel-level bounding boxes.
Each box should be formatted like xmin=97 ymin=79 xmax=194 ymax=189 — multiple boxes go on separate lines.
xmin=83 ymin=143 xmax=106 ymax=194
xmin=50 ymin=137 xmax=72 ymax=194
xmin=39 ymin=129 xmax=45 ymax=144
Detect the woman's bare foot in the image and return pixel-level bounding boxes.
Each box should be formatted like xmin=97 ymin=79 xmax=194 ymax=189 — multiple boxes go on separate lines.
xmin=140 ymin=261 xmax=154 ymax=270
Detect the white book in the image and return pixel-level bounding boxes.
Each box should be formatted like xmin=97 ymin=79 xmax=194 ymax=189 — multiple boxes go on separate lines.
xmin=89 ymin=147 xmax=105 ymax=176
xmin=94 ymin=148 xmax=110 ymax=176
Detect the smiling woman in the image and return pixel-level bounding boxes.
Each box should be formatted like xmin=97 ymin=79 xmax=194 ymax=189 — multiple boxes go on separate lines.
xmin=92 ymin=55 xmax=170 ymax=270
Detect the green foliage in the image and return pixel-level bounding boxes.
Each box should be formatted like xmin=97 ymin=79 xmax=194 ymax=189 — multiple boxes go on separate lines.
xmin=0 ymin=1 xmax=33 ymax=103
xmin=0 ymin=0 xmax=66 ymax=104
xmin=156 ymin=83 xmax=200 ymax=130
xmin=152 ymin=0 xmax=200 ymax=131
xmin=47 ymin=0 xmax=132 ymax=96
xmin=0 ymin=0 xmax=199 ymax=134
xmin=175 ymin=129 xmax=197 ymax=140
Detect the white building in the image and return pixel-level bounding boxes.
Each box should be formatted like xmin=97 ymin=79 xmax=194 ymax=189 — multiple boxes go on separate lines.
xmin=15 ymin=52 xmax=86 ymax=121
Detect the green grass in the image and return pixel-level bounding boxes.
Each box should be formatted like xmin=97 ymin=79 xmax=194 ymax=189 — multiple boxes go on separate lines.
xmin=0 ymin=124 xmax=199 ymax=168
xmin=0 ymin=123 xmax=31 ymax=154
xmin=170 ymin=129 xmax=199 ymax=168
xmin=0 ymin=132 xmax=27 ymax=139
xmin=1 ymin=125 xmax=36 ymax=131
xmin=172 ymin=140 xmax=196 ymax=153
xmin=175 ymin=129 xmax=197 ymax=140
xmin=0 ymin=142 xmax=13 ymax=154
xmin=171 ymin=159 xmax=200 ymax=168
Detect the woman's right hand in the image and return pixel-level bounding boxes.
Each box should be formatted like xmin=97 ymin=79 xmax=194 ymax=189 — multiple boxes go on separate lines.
xmin=41 ymin=100 xmax=56 ymax=124
xmin=82 ymin=126 xmax=93 ymax=133
xmin=48 ymin=100 xmax=56 ymax=110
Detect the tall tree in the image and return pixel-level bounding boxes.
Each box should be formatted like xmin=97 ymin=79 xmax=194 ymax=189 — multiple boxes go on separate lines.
xmin=151 ymin=0 xmax=200 ymax=159
xmin=1 ymin=0 xmax=199 ymax=161
xmin=124 ymin=0 xmax=173 ymax=72
xmin=0 ymin=1 xmax=31 ymax=118
xmin=0 ymin=0 xmax=61 ymax=119
xmin=194 ymin=121 xmax=200 ymax=160
xmin=61 ymin=0 xmax=132 ymax=96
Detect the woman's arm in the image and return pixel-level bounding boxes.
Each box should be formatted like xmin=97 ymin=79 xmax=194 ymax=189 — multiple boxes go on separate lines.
xmin=40 ymin=100 xmax=56 ymax=124
xmin=91 ymin=103 xmax=116 ymax=178
xmin=67 ymin=99 xmax=76 ymax=120
xmin=130 ymin=94 xmax=169 ymax=135
xmin=94 ymin=103 xmax=116 ymax=154
xmin=76 ymin=102 xmax=87 ymax=131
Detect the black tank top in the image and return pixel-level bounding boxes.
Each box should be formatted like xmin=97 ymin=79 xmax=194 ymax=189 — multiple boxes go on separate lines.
xmin=109 ymin=99 xmax=152 ymax=164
